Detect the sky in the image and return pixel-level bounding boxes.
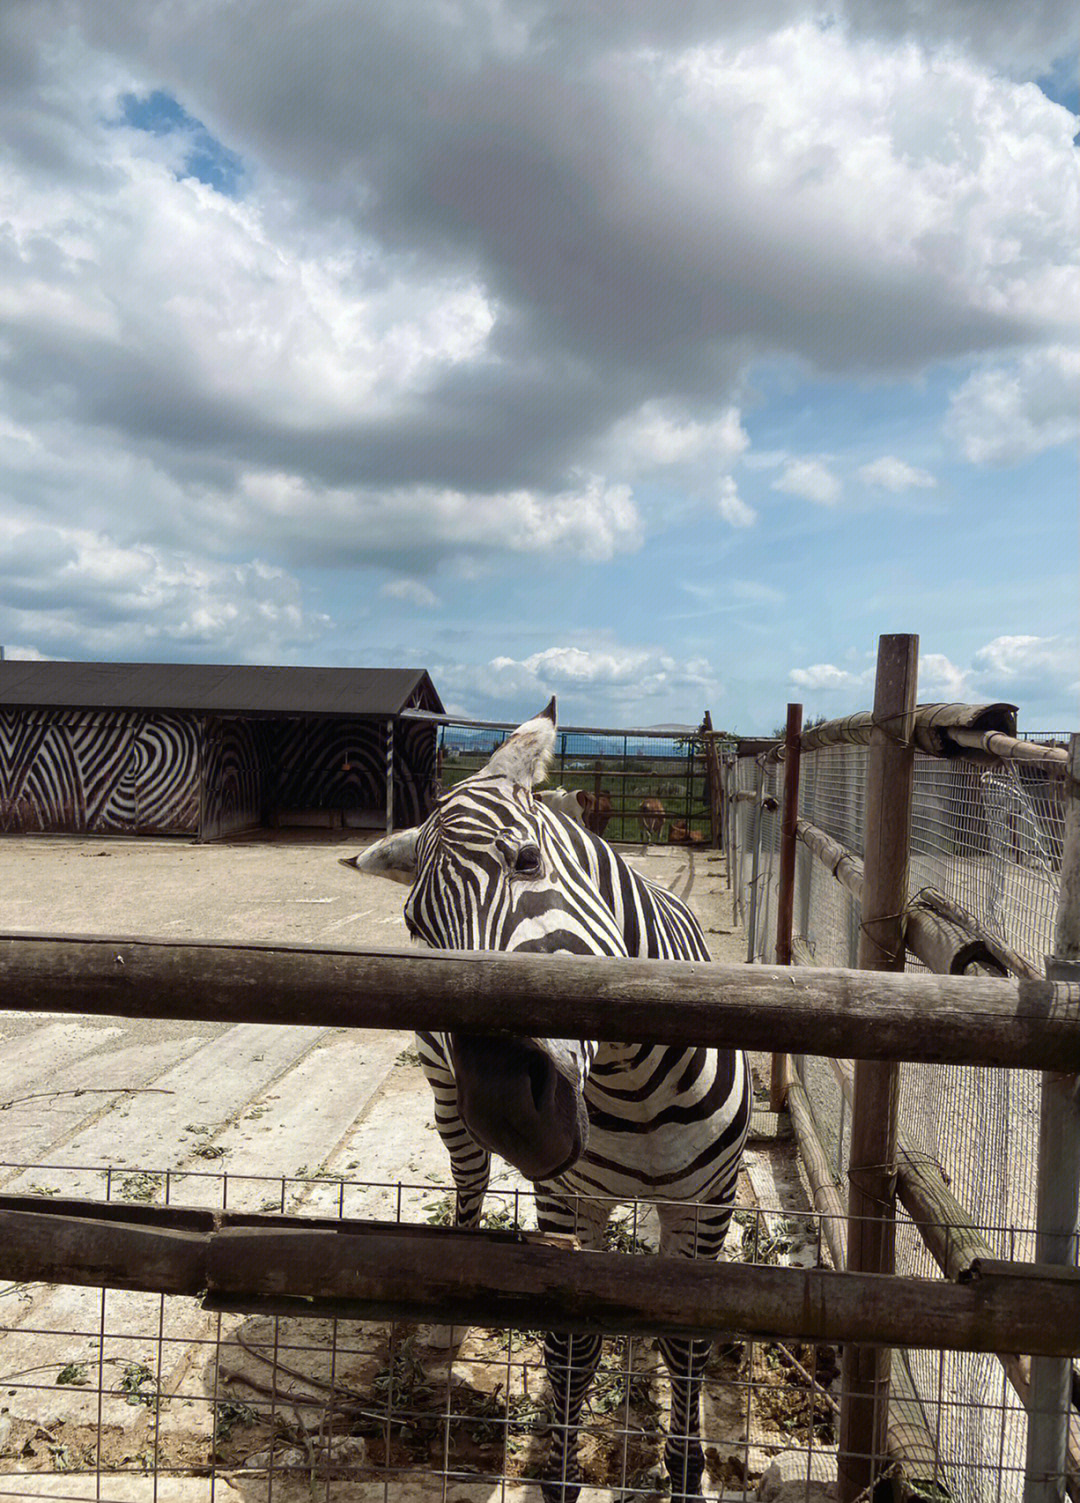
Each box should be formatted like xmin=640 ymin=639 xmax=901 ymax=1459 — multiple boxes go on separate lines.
xmin=1 ymin=1 xmax=1077 ymax=734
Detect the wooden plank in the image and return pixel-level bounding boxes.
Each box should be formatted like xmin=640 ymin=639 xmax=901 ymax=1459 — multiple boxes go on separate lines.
xmin=1 ymin=1202 xmax=1079 ymax=1356
xmin=1026 ymin=731 xmax=1080 ymax=1503
xmin=2 ymin=932 xmax=1078 ymax=1069
xmin=840 ymin=632 xmax=919 ymax=1503
xmin=771 ymin=703 xmax=803 ymax=1109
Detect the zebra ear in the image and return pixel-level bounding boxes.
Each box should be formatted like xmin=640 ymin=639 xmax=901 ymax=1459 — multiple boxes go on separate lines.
xmin=339 ymin=828 xmax=419 ymax=886
xmin=480 ymin=698 xmax=557 ymax=789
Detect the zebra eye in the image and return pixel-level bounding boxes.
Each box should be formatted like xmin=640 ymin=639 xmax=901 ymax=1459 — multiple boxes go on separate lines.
xmin=513 ymin=843 xmax=543 ymax=876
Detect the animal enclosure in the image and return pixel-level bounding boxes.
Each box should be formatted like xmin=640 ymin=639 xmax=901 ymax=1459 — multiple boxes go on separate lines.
xmin=0 ymin=1165 xmax=862 ymax=1501
xmin=725 ymin=679 xmax=1077 ymax=1503
xmin=0 ymin=653 xmax=1076 ymax=1503
xmin=0 ymin=930 xmax=1077 ymax=1502
xmin=436 ymin=719 xmax=718 ymax=847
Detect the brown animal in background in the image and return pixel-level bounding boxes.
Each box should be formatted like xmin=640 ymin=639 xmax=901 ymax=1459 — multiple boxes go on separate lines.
xmin=639 ymin=797 xmax=665 ymax=842
xmin=580 ymin=789 xmax=613 ymax=837
xmin=668 ymin=819 xmax=706 ymax=846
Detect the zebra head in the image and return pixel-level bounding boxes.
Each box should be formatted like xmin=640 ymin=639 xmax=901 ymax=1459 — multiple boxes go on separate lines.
xmin=347 ymin=697 xmax=628 ymax=1181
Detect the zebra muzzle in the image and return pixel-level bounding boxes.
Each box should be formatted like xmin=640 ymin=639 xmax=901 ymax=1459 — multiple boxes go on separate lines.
xmin=450 ymin=1035 xmax=588 ymax=1182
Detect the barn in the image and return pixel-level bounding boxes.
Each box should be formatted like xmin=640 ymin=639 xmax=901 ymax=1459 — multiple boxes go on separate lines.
xmin=0 ymin=660 xmax=444 ymax=841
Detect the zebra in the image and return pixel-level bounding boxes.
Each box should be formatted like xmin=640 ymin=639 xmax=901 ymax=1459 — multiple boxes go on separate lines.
xmin=346 ymin=699 xmax=750 ymax=1501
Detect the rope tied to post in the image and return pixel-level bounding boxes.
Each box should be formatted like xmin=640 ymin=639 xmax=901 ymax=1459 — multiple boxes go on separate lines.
xmin=869 ymin=707 xmax=915 ymax=748
xmin=858 ymin=909 xmax=908 ymax=966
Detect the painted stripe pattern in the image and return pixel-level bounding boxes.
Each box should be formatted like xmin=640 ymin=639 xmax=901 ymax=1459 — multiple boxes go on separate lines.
xmin=1 ymin=711 xmax=435 ymax=837
xmin=0 ymin=709 xmax=199 ymax=834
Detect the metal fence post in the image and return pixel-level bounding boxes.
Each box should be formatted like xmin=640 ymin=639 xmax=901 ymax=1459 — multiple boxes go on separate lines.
xmin=745 ymin=758 xmax=766 ymax=964
xmin=1024 ymin=732 xmax=1080 ymax=1503
xmin=838 ymin=633 xmax=919 ymax=1502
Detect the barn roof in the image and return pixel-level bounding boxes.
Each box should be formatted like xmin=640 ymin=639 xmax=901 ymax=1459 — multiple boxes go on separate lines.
xmin=0 ymin=661 xmax=444 ymax=719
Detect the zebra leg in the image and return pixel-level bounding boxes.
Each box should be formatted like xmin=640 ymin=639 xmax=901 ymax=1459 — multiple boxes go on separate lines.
xmin=417 ymin=1036 xmax=491 ymax=1348
xmin=656 ymin=1197 xmax=739 ymax=1499
xmin=535 ymin=1192 xmax=608 ymax=1503
xmin=656 ymin=1334 xmax=712 ymax=1499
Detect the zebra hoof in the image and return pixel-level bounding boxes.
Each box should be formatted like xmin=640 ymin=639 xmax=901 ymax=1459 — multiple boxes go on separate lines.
xmin=540 ymin=1478 xmax=582 ymax=1503
xmin=540 ymin=1458 xmax=583 ymax=1502
xmin=418 ymin=1323 xmax=469 ymax=1350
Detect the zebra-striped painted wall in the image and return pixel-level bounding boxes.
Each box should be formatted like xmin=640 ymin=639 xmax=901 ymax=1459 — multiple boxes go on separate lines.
xmin=1 ymin=709 xmax=436 ymax=839
xmin=0 ymin=709 xmax=200 ymax=835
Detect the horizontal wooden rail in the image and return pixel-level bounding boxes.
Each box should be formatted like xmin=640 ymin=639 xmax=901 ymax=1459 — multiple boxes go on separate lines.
xmin=2 ymin=932 xmax=1078 ymax=1070
xmin=1 ymin=1198 xmax=1078 ymax=1356
xmin=796 ymin=818 xmax=1022 ymax=975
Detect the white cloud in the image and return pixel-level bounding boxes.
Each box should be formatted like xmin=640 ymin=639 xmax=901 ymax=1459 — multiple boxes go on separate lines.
xmin=482 ymin=643 xmax=723 ymax=707
xmin=788 ymin=662 xmax=865 ymax=691
xmin=858 ymin=456 xmax=937 ymax=491
xmin=970 ymin=635 xmax=1079 ymax=726
xmin=716 ymin=476 xmax=757 ymax=527
xmin=728 ymin=579 xmax=785 ymax=605
xmin=946 ymin=346 xmax=1080 ymax=464
xmin=772 ymin=459 xmax=841 ymax=505
xmin=788 ymin=638 xmax=1077 ymax=724
xmin=381 ymin=578 xmax=440 ymax=609
xmin=0 ymin=144 xmax=496 ymax=431
xmin=1 ymin=645 xmax=56 ymax=661
xmin=973 ymin=634 xmax=1077 ymax=684
xmin=621 ymin=404 xmax=749 ymax=469
xmin=917 ymin=652 xmax=971 ymax=699
xmin=0 ymin=522 xmax=327 ymax=660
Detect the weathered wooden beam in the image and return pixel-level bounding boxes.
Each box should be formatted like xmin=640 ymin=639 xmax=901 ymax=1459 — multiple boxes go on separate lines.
xmin=796 ymin=819 xmax=1011 ymax=976
xmin=786 ymin=1077 xmax=947 ymax=1492
xmin=840 ymin=631 xmax=919 ymax=1502
xmin=917 ymin=886 xmax=1043 ymax=980
xmin=1027 ymin=731 xmax=1080 ymax=1503
xmin=2 ymin=933 xmax=1077 ymax=1070
xmin=771 ymin=702 xmax=802 ymax=1109
xmin=1 ymin=1200 xmax=1079 ymax=1357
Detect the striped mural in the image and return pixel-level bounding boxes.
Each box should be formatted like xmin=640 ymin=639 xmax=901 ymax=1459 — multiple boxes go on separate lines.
xmin=0 ymin=709 xmax=200 ymax=835
xmin=2 ymin=708 xmax=437 ymax=838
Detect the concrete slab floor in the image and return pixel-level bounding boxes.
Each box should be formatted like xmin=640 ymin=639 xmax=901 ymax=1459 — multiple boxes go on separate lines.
xmin=0 ymin=832 xmax=818 ymax=1500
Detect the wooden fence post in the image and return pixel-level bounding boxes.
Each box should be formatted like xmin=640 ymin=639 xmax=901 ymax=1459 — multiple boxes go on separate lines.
xmin=385 ymin=718 xmax=395 ymax=835
xmin=1025 ymin=732 xmax=1080 ymax=1503
xmin=771 ymin=703 xmax=802 ymax=1110
xmin=838 ymin=633 xmax=919 ymax=1503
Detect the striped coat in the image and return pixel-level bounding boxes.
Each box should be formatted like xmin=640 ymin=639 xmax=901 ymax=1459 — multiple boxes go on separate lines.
xmin=350 ymin=702 xmax=750 ymax=1502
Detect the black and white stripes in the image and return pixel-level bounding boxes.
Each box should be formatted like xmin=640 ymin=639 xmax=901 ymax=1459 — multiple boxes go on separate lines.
xmin=352 ymin=702 xmax=750 ymax=1502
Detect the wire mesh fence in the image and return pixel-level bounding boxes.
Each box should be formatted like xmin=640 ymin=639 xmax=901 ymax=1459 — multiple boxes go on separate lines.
xmin=0 ymin=1162 xmax=1055 ymax=1502
xmin=726 ymin=727 xmax=1076 ymax=1503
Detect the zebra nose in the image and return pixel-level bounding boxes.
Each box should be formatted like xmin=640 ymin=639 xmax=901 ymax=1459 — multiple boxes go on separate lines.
xmin=450 ymin=1035 xmax=587 ymax=1181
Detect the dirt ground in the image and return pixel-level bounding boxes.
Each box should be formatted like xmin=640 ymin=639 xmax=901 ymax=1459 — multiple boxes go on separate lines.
xmin=0 ymin=831 xmax=826 ymax=1501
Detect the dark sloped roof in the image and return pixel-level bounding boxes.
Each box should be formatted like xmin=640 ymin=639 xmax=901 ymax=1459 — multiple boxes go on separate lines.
xmin=0 ymin=661 xmax=444 ymax=718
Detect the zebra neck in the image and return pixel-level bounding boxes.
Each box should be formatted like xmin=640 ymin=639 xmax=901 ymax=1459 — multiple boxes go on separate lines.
xmin=590 ymin=1040 xmax=686 ymax=1071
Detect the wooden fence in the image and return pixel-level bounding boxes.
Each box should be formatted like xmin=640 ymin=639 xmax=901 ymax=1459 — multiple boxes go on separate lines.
xmin=721 ymin=633 xmax=1079 ymax=1503
xmin=0 ymin=634 xmax=1076 ymax=1502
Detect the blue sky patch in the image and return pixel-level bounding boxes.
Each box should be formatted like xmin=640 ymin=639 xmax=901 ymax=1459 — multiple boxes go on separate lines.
xmin=120 ymin=89 xmax=245 ymax=196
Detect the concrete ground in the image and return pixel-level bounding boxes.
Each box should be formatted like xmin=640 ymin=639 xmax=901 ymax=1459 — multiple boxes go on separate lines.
xmin=0 ymin=831 xmax=819 ymax=1501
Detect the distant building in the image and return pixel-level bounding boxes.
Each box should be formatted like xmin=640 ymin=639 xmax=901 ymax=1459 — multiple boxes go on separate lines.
xmin=0 ymin=661 xmax=443 ymax=840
